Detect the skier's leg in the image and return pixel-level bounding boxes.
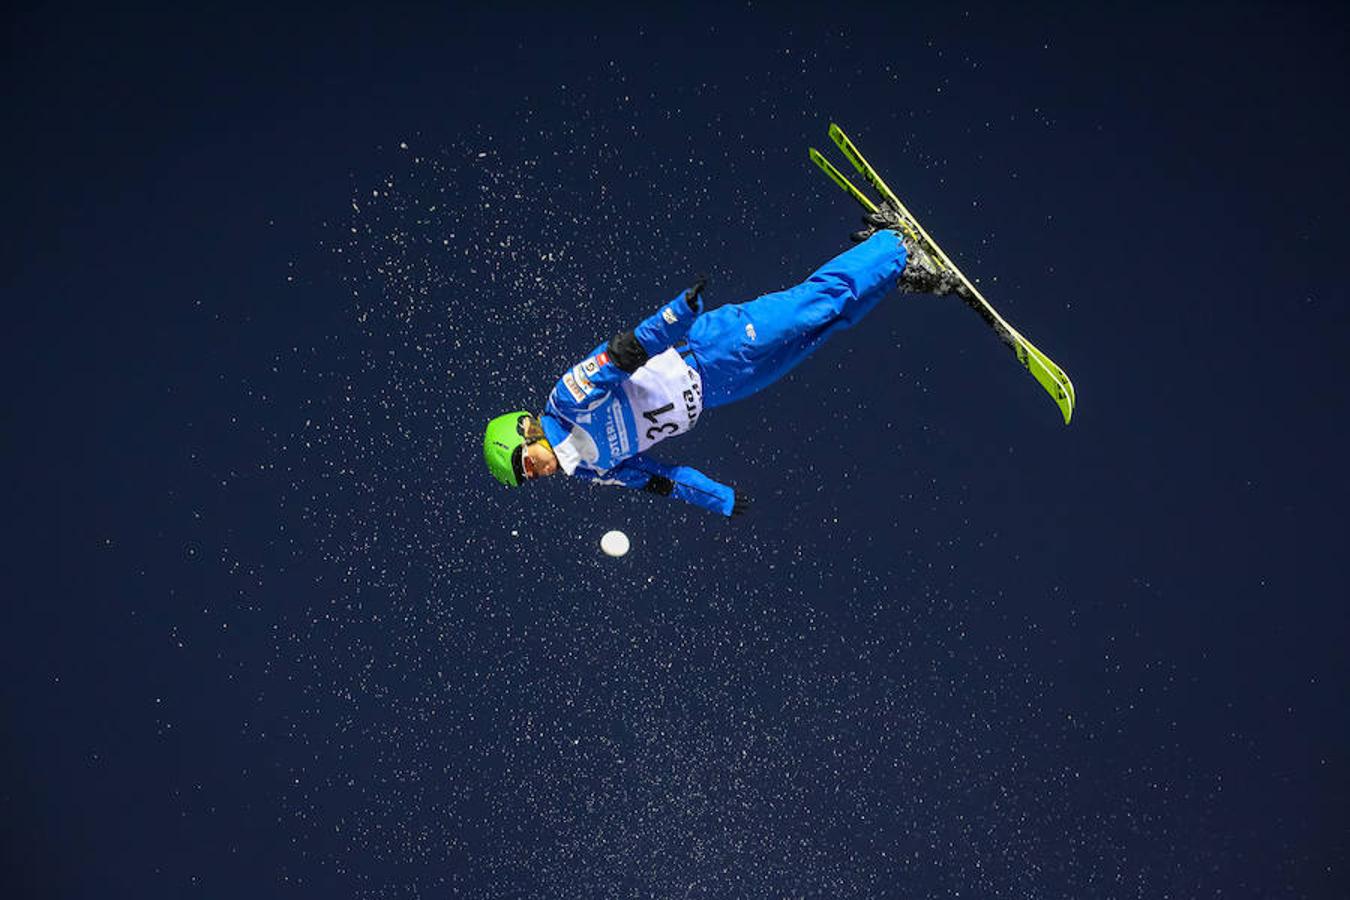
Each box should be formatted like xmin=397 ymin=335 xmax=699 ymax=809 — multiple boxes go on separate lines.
xmin=691 ymin=231 xmax=906 ymax=408
xmin=765 ymin=229 xmax=907 ymax=324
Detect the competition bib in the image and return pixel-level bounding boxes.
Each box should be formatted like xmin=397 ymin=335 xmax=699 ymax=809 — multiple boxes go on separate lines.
xmin=620 ymin=348 xmax=703 ymax=452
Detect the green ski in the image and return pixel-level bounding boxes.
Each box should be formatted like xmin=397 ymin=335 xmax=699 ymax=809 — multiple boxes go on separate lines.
xmin=809 ymin=124 xmax=1076 ymax=425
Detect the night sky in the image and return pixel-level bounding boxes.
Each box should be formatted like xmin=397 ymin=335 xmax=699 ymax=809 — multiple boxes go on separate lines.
xmin=4 ymin=3 xmax=1348 ymax=897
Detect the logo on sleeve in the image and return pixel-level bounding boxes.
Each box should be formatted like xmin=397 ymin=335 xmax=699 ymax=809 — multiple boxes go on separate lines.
xmin=662 ymin=307 xmax=678 ymax=325
xmin=570 ymin=363 xmax=595 ymax=393
xmin=582 ymin=357 xmax=599 ymax=377
xmin=596 ymin=351 xmax=610 ymax=367
xmin=562 ymin=373 xmax=586 ymax=402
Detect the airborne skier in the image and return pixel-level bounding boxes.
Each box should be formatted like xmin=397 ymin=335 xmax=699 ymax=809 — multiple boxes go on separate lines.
xmin=482 ymin=126 xmax=1075 ymax=517
xmin=483 ymin=217 xmax=961 ymax=516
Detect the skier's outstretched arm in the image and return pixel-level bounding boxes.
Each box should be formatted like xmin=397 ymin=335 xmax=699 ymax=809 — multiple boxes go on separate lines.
xmin=548 ymin=277 xmax=707 ymax=410
xmin=604 ymin=277 xmax=706 ymax=376
xmin=579 ymin=452 xmax=745 ymax=517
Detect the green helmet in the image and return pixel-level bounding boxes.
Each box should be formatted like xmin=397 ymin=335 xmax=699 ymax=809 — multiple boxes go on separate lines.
xmin=483 ymin=411 xmax=534 ymax=487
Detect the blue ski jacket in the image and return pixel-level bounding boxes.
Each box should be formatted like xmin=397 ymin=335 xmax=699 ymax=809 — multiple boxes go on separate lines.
xmin=539 ymin=289 xmax=735 ymax=515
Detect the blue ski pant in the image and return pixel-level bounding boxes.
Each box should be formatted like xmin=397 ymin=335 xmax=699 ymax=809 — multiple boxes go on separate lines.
xmin=686 ymin=230 xmax=907 ymax=409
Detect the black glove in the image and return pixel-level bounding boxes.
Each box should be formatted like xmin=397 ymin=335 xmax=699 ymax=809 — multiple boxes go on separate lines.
xmin=731 ymin=491 xmax=750 ymax=516
xmin=684 ymin=274 xmax=707 ymax=313
xmin=643 ymin=475 xmax=674 ymax=497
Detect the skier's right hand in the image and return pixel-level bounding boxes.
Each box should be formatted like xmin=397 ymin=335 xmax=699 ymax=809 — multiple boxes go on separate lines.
xmin=731 ymin=491 xmax=750 ymax=517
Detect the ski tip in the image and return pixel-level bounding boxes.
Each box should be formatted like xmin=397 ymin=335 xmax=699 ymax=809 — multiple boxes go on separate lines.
xmin=1023 ymin=347 xmax=1075 ymax=425
xmin=1051 ymin=367 xmax=1076 ymax=424
xmin=1053 ymin=378 xmax=1075 ymax=424
xmin=1061 ymin=381 xmax=1076 ymax=425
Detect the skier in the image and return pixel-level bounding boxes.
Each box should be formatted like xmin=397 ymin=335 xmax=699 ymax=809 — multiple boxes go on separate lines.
xmin=482 ymin=207 xmax=966 ymax=516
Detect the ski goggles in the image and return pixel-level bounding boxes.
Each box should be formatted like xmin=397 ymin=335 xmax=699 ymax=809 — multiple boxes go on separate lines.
xmin=514 ymin=415 xmax=550 ymax=483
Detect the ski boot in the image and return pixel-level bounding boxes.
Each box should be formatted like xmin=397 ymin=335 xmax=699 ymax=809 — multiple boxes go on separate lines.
xmin=851 ymin=206 xmax=965 ymax=297
xmin=899 ymin=239 xmax=966 ymax=297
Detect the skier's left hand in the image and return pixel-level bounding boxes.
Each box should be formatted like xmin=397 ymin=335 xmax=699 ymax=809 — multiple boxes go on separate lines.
xmin=684 ymin=274 xmax=707 ymax=314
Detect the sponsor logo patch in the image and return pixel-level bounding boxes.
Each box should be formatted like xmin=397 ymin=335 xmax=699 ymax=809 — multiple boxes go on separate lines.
xmin=562 ymin=373 xmax=586 ymax=402
xmin=570 ymin=364 xmax=594 ymax=393
xmin=581 ymin=357 xmax=599 ymax=377
xmin=745 ymin=322 xmax=757 ymax=341
xmin=662 ymin=306 xmax=678 ymax=325
xmin=596 ymin=351 xmax=610 ymax=367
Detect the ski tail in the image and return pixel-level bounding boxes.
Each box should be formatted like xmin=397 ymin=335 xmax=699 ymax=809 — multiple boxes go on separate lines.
xmin=809 ymin=123 xmax=1076 ymax=424
xmin=808 ymin=148 xmax=879 ymax=215
xmin=827 ymin=124 xmax=907 ymax=223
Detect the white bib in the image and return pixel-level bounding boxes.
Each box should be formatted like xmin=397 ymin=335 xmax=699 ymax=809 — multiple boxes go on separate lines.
xmin=620 ymin=348 xmax=703 ymax=452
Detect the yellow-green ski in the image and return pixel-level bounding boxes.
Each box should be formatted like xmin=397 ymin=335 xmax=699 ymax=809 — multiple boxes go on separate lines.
xmin=808 ymin=148 xmax=880 ymax=217
xmin=809 ymin=124 xmax=1076 ymax=424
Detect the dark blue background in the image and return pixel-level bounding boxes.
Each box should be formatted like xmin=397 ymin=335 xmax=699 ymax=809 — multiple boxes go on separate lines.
xmin=4 ymin=3 xmax=1347 ymax=897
